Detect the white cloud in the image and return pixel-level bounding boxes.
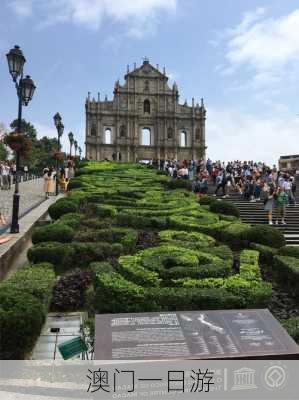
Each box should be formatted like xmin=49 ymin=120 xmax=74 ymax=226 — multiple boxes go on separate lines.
xmin=207 ymin=107 xmax=299 ymax=166
xmin=9 ymin=0 xmax=176 ymax=38
xmin=224 ymin=8 xmax=299 ymax=89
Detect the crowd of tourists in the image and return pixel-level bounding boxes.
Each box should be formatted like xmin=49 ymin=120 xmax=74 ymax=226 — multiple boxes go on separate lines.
xmin=161 ymin=159 xmax=297 ymax=225
xmin=0 ymin=161 xmax=31 ymax=190
xmin=42 ymin=160 xmax=75 ymax=198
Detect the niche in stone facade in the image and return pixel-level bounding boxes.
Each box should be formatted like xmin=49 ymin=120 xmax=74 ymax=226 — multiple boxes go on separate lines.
xmin=167 ymin=127 xmax=173 ymax=139
xmin=120 ymin=125 xmax=126 ymax=138
xmin=90 ymin=123 xmax=97 ymax=136
xmin=144 ymin=99 xmax=150 ymax=114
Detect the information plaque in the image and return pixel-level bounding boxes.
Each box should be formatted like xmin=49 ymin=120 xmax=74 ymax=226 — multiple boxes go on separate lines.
xmin=95 ymin=309 xmax=299 ymax=360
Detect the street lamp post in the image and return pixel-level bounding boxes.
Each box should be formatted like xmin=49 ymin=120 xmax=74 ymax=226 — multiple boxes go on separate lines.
xmin=53 ymin=112 xmax=64 ymax=196
xmin=6 ymin=45 xmax=36 ymax=233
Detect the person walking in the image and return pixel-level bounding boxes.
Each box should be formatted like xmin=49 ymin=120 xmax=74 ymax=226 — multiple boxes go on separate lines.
xmin=275 ymin=187 xmax=288 ymax=225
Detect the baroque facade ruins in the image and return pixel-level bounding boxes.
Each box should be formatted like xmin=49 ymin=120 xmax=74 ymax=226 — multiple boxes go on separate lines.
xmin=85 ymin=59 xmax=206 ymax=162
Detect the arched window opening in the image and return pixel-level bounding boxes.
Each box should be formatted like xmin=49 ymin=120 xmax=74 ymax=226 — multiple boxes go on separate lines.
xmin=167 ymin=127 xmax=173 ymax=139
xmin=105 ymin=128 xmax=112 ymax=144
xmin=120 ymin=125 xmax=126 ymax=138
xmin=144 ymin=99 xmax=150 ymax=114
xmin=180 ymin=130 xmax=187 ymax=147
xmin=141 ymin=127 xmax=151 ymax=146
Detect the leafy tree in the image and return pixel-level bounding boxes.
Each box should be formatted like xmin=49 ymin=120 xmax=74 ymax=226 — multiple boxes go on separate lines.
xmin=10 ymin=119 xmax=59 ymax=172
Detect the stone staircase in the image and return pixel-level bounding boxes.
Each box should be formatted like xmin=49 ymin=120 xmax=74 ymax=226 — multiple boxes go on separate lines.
xmin=208 ymin=176 xmax=299 ymax=246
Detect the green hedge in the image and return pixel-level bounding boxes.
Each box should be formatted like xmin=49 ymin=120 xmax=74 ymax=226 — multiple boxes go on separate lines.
xmin=0 ymin=263 xmax=55 ymax=359
xmin=96 ymin=204 xmax=117 ymax=218
xmin=159 ymin=230 xmax=216 ymax=249
xmin=118 ymin=255 xmax=161 ymax=287
xmin=2 ymin=263 xmax=56 ymax=309
xmin=278 ymin=246 xmax=299 ymax=259
xmin=32 ymin=223 xmax=75 ymax=244
xmin=250 ymin=243 xmax=278 ymax=265
xmin=27 ymin=242 xmax=74 ymax=268
xmin=246 ymin=225 xmax=285 ymax=248
xmin=0 ymin=288 xmax=46 ymax=359
xmin=74 ymin=228 xmax=138 ymax=253
xmin=58 ymin=213 xmax=82 ymax=229
xmin=28 ymin=241 xmax=123 ymax=273
xmin=209 ymin=200 xmax=240 ymax=218
xmin=93 ymin=271 xmax=244 ymax=313
xmin=164 ymin=179 xmax=192 ymax=191
xmin=273 ymin=255 xmax=299 ymax=297
xmin=94 ymin=272 xmax=148 ymax=313
xmin=239 ymin=250 xmax=261 ymax=281
xmin=220 ymin=223 xmax=251 ymax=248
xmin=282 ymin=317 xmax=299 ymax=343
xmin=48 ymin=198 xmax=78 ymax=220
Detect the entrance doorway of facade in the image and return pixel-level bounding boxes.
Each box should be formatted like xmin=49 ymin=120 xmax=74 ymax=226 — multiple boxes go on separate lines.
xmin=180 ymin=130 xmax=187 ymax=147
xmin=141 ymin=127 xmax=151 ymax=146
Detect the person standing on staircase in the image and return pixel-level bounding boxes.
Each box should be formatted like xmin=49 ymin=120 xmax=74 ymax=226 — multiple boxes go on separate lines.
xmin=264 ymin=186 xmax=276 ymax=225
xmin=275 ymin=187 xmax=288 ymax=225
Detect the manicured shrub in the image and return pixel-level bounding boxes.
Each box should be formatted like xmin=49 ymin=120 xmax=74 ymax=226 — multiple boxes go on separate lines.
xmin=90 ymin=261 xmax=115 ymax=275
xmin=0 ymin=287 xmax=46 ymax=359
xmin=249 ymin=243 xmax=278 ymax=265
xmin=71 ymin=242 xmax=123 ymax=268
xmin=27 ymin=242 xmax=74 ymax=269
xmin=169 ymin=214 xmax=219 ymax=231
xmin=146 ymin=287 xmax=244 ymax=311
xmin=278 ymin=246 xmax=299 ymax=259
xmin=246 ymin=225 xmax=285 ymax=249
xmin=164 ymin=179 xmax=192 ymax=191
xmin=159 ymin=230 xmax=216 ymax=249
xmin=282 ymin=317 xmax=299 ymax=343
xmin=58 ymin=213 xmax=82 ymax=229
xmin=32 ymin=223 xmax=74 ymax=244
xmin=68 ymin=178 xmax=83 ymax=190
xmin=220 ymin=223 xmax=251 ymax=248
xmin=198 ymin=196 xmax=217 ymax=206
xmin=48 ymin=198 xmax=78 ymax=220
xmin=3 ymin=263 xmax=56 ymax=309
xmin=74 ymin=228 xmax=138 ymax=253
xmin=118 ymin=255 xmax=161 ymax=287
xmin=51 ymin=269 xmax=92 ymax=311
xmin=209 ymin=200 xmax=240 ymax=218
xmin=93 ymin=272 xmax=150 ymax=313
xmin=273 ymin=256 xmax=299 ymax=297
xmin=96 ymin=205 xmax=117 ymax=218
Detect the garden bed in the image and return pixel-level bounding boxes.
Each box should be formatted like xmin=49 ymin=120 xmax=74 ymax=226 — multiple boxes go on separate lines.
xmin=1 ymin=161 xmax=298 ymax=359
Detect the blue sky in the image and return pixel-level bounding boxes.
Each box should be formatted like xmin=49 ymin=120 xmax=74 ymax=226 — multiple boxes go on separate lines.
xmin=1 ymin=0 xmax=299 ymax=164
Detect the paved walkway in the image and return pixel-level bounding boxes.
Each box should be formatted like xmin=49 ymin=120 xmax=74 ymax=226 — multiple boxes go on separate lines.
xmin=0 ymin=178 xmax=45 ymax=229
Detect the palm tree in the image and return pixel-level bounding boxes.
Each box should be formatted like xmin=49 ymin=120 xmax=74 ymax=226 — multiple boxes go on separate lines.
xmin=78 ymin=147 xmax=82 ymax=159
xmin=68 ymin=132 xmax=74 ymax=156
xmin=74 ymin=140 xmax=78 ymax=157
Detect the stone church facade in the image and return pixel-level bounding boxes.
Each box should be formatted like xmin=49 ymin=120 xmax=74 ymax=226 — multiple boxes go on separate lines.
xmin=85 ymin=59 xmax=206 ymax=162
